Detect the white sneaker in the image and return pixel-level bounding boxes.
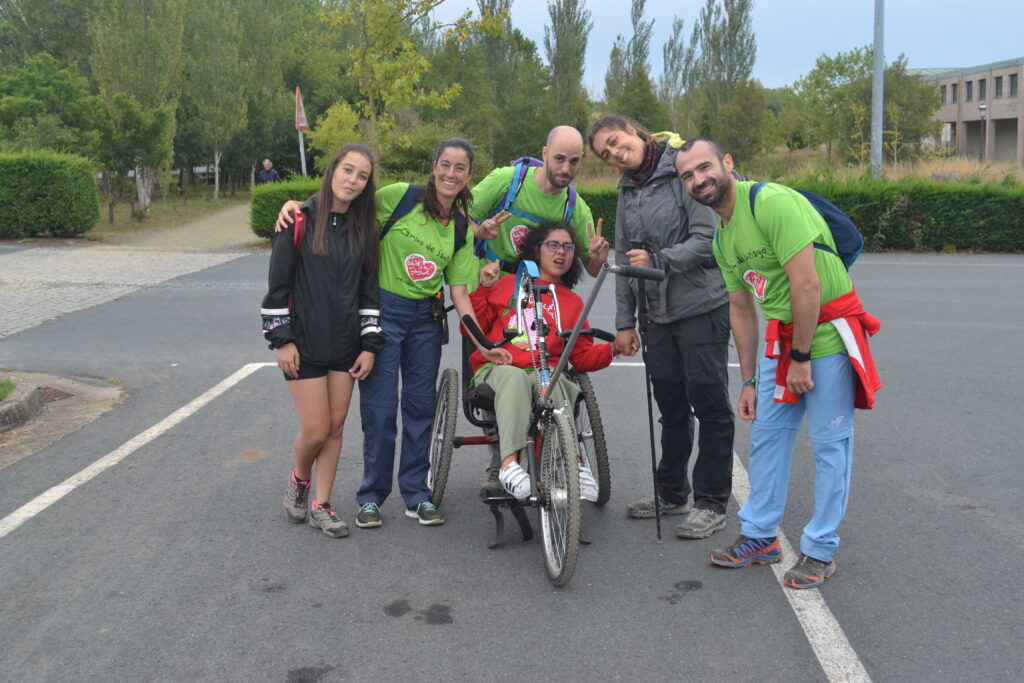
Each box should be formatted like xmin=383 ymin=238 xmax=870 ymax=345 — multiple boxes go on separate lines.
xmin=579 ymin=464 xmax=599 ymax=502
xmin=498 ymin=462 xmax=531 ymax=500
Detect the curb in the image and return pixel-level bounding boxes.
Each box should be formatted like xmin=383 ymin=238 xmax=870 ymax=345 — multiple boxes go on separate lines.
xmin=0 ymin=381 xmax=41 ymax=431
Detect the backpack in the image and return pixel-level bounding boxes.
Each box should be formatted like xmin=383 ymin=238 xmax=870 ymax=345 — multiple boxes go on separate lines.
xmin=473 ymin=157 xmax=577 ymax=259
xmin=748 ymin=182 xmax=863 ymax=270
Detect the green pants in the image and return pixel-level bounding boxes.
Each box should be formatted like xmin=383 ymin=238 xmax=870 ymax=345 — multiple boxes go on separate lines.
xmin=473 ymin=365 xmax=579 ymax=460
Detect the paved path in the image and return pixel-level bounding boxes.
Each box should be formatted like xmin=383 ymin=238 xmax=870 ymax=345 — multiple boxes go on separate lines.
xmin=0 ymin=204 xmax=265 ymax=339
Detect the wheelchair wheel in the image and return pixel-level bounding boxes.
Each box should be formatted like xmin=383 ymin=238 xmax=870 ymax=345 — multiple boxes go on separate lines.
xmin=569 ymin=371 xmax=610 ymax=506
xmin=428 ymin=368 xmax=458 ymax=507
xmin=538 ymin=411 xmax=581 ymax=587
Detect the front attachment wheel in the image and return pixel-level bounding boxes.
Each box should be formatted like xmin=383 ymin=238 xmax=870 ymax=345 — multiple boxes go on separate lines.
xmin=538 ymin=411 xmax=582 ymax=587
xmin=568 ymin=370 xmax=610 ymax=506
xmin=428 ymin=368 xmax=458 ymax=507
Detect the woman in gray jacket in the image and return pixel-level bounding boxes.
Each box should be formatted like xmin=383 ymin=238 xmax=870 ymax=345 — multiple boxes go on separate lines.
xmin=588 ymin=116 xmax=735 ymax=540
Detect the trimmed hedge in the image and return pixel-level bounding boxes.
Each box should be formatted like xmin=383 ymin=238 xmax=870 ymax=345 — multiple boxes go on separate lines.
xmin=577 ymin=187 xmax=618 ymax=244
xmin=0 ymin=152 xmax=100 ymax=238
xmin=250 ymin=177 xmax=320 ymax=239
xmin=791 ymin=176 xmax=1024 ymax=253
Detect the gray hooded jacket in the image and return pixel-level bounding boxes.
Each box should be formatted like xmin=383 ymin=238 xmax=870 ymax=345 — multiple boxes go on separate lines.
xmin=614 ymin=141 xmax=728 ymax=329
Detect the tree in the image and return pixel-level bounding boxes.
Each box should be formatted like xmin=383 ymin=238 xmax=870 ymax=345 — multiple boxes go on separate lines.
xmin=306 ymin=101 xmax=362 ymax=171
xmin=604 ymin=0 xmax=667 ymax=130
xmin=90 ymin=0 xmax=186 ymax=215
xmin=686 ymin=0 xmax=756 ymax=138
xmin=716 ymin=79 xmax=767 ymax=163
xmin=0 ymin=52 xmax=107 ymax=158
xmin=0 ymin=0 xmax=99 ymax=76
xmin=603 ymin=36 xmax=627 ymax=107
xmin=658 ymin=17 xmax=687 ymax=132
xmin=181 ymin=0 xmax=250 ymax=198
xmin=320 ymin=0 xmax=502 ymax=157
xmin=543 ymin=0 xmax=591 ymax=133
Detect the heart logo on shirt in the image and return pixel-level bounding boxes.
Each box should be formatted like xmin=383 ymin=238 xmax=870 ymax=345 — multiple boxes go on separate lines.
xmin=510 ymin=225 xmax=530 ymax=253
xmin=405 ymin=253 xmax=437 ymax=281
xmin=743 ymin=269 xmax=768 ymax=300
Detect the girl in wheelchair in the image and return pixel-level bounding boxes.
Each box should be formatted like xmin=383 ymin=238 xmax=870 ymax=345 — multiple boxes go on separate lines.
xmin=467 ymin=221 xmax=615 ymax=501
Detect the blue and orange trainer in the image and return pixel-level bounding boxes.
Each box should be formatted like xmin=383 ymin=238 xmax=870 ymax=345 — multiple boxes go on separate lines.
xmin=709 ymin=535 xmax=783 ymax=567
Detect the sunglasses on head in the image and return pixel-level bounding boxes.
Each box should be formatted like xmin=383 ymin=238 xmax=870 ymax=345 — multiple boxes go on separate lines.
xmin=541 ymin=240 xmax=576 ymax=254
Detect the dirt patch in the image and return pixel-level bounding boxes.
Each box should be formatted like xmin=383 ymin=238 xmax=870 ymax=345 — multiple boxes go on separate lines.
xmin=0 ymin=371 xmax=124 ymax=471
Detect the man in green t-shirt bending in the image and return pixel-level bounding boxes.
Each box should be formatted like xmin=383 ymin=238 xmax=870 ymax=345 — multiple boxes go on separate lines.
xmin=676 ymin=138 xmax=882 ymax=590
xmin=470 ymin=125 xmax=609 ymax=276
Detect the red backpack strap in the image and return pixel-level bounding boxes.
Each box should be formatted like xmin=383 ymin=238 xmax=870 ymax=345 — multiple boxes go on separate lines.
xmin=292 ymin=211 xmax=306 ymax=256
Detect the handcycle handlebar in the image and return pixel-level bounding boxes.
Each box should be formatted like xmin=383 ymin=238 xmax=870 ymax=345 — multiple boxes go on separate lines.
xmin=603 ymin=263 xmax=665 ymax=282
xmin=559 ymin=328 xmax=615 ymax=343
xmin=461 ymin=314 xmax=517 ymax=350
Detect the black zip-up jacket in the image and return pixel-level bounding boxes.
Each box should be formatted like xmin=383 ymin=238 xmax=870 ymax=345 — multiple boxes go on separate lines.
xmin=261 ymin=206 xmax=384 ymax=364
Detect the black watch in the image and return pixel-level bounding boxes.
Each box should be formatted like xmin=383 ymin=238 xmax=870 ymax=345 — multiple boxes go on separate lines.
xmin=789 ymin=347 xmax=811 ymax=363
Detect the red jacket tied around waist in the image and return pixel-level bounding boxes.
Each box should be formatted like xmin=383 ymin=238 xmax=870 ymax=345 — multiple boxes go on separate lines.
xmin=765 ymin=288 xmax=882 ymax=409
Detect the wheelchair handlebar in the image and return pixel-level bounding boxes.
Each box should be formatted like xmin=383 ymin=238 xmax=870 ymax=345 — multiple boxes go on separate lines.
xmin=560 ymin=328 xmax=615 ymax=343
xmin=604 ymin=263 xmax=666 ymax=282
xmin=461 ymin=315 xmax=515 ymax=350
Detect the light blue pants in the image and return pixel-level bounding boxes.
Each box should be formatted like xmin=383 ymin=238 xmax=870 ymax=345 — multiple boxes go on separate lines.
xmin=739 ymin=352 xmax=854 ymax=562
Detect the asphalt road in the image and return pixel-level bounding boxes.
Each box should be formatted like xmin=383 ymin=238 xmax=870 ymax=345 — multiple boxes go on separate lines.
xmin=1 ymin=242 xmax=1021 ymax=681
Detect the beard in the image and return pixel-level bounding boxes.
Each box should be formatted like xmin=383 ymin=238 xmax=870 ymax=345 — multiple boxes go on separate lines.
xmin=545 ymin=166 xmax=573 ymax=189
xmin=691 ymin=173 xmax=731 ymax=208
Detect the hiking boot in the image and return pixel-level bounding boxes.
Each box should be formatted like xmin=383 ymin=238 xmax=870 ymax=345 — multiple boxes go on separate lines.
xmin=481 ymin=468 xmax=501 ymax=495
xmin=579 ymin=464 xmax=599 ymax=503
xmin=405 ymin=501 xmax=445 ymax=526
xmin=783 ymin=554 xmax=836 ymax=589
xmin=498 ymin=462 xmax=531 ymax=500
xmin=283 ymin=469 xmax=310 ymax=523
xmin=626 ymin=494 xmax=690 ymax=519
xmin=676 ymin=507 xmax=727 ymax=539
xmin=355 ymin=502 xmax=382 ymax=529
xmin=307 ymin=501 xmax=350 ymax=538
xmin=709 ymin=535 xmax=782 ymax=567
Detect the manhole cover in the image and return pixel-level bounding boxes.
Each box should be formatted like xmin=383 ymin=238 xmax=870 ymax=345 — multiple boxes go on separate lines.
xmin=38 ymin=386 xmax=74 ymax=404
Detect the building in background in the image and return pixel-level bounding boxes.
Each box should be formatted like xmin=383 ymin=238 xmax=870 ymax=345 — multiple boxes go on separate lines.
xmin=918 ymin=57 xmax=1024 ymax=164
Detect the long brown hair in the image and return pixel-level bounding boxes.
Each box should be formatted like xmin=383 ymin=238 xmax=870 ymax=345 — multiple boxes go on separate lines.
xmin=586 ymin=115 xmax=651 ymax=155
xmin=422 ymin=137 xmax=474 ymax=223
xmin=311 ymin=143 xmax=378 ymax=272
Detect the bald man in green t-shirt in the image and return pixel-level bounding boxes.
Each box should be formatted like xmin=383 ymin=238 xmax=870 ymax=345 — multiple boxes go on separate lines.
xmin=470 ymin=125 xmax=609 ymax=276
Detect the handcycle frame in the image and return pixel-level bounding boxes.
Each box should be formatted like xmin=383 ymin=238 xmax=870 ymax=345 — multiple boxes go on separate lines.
xmin=427 ymin=261 xmax=665 ymax=587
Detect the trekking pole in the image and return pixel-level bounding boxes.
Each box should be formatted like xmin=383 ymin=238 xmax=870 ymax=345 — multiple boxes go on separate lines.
xmin=635 ymin=281 xmax=663 ymax=544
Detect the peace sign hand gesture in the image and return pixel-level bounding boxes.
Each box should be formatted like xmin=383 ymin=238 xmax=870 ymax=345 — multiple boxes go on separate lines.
xmin=585 ymin=219 xmax=610 ymax=273
xmin=473 ymin=210 xmax=513 ymax=241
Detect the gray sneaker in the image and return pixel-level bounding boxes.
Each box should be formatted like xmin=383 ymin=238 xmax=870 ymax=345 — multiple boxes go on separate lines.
xmin=283 ymin=470 xmax=310 ymax=523
xmin=626 ymin=494 xmax=690 ymax=519
xmin=675 ymin=507 xmax=727 ymax=539
xmin=405 ymin=501 xmax=445 ymax=526
xmin=307 ymin=501 xmax=350 ymax=538
xmin=355 ymin=502 xmax=382 ymax=529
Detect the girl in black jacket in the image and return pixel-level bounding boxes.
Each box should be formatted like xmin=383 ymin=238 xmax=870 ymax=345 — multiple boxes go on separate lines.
xmin=261 ymin=143 xmax=384 ymax=538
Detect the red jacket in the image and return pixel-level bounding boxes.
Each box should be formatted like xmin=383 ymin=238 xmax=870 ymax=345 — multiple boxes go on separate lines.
xmin=466 ymin=274 xmax=613 ymax=376
xmin=765 ymin=288 xmax=882 ymax=409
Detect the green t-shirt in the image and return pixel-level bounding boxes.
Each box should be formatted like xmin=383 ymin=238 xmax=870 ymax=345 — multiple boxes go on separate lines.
xmin=375 ymin=183 xmax=478 ymax=299
xmin=468 ymin=165 xmax=594 ymax=263
xmin=713 ymin=181 xmax=853 ymax=358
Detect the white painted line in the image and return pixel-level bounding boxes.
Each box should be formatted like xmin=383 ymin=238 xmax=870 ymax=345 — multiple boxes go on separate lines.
xmin=731 ymin=452 xmax=871 ymax=682
xmin=0 ymin=362 xmax=275 ymax=541
xmin=611 ymin=361 xmax=740 ymax=368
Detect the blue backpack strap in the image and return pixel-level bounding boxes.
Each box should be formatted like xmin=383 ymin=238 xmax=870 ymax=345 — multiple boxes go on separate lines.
xmin=497 ymin=157 xmax=540 ymax=214
xmin=748 ymin=181 xmax=766 ymax=215
xmin=381 ymin=184 xmax=425 ymax=240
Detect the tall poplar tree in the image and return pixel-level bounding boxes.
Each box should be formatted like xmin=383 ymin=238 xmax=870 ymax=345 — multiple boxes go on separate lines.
xmin=543 ymin=0 xmax=591 ymax=132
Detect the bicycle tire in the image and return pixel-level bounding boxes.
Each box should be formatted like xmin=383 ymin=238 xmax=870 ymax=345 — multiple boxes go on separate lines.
xmin=428 ymin=368 xmax=458 ymax=507
xmin=539 ymin=411 xmax=581 ymax=587
xmin=569 ymin=370 xmax=611 ymax=506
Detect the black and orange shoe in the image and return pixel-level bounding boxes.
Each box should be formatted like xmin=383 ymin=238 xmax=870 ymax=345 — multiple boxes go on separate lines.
xmin=783 ymin=554 xmax=836 ymax=589
xmin=709 ymin=535 xmax=782 ymax=567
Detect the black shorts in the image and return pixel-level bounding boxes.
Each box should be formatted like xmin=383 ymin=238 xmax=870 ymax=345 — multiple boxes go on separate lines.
xmin=283 ymin=356 xmax=357 ymax=381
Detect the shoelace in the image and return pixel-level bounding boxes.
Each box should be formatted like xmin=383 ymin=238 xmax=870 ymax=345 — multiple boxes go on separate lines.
xmin=418 ymin=502 xmax=437 ymax=512
xmin=315 ymin=502 xmax=337 ymax=518
xmin=360 ymin=503 xmax=379 ymax=514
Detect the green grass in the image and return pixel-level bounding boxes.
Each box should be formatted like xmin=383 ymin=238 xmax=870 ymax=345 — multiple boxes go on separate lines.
xmin=0 ymin=379 xmax=14 ymax=402
xmin=87 ymin=184 xmax=251 ymax=241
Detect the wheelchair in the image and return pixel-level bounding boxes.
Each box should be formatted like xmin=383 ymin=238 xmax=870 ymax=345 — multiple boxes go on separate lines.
xmin=426 ymin=261 xmax=663 ymax=587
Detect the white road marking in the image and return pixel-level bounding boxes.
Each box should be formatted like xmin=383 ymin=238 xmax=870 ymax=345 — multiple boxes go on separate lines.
xmin=731 ymin=453 xmax=871 ymax=682
xmin=0 ymin=362 xmax=275 ymax=541
xmin=611 ymin=361 xmax=740 ymax=368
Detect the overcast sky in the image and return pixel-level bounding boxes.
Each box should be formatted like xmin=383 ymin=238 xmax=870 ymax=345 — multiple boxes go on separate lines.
xmin=432 ymin=0 xmax=1024 ymax=95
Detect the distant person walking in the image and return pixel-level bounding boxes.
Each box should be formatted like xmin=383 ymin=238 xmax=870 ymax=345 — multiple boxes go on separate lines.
xmin=258 ymin=159 xmax=282 ymax=184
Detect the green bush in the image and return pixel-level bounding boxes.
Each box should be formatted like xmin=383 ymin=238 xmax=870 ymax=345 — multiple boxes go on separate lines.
xmin=577 ymin=187 xmax=618 ymax=244
xmin=792 ymin=176 xmax=1024 ymax=252
xmin=0 ymin=151 xmax=99 ymax=237
xmin=250 ymin=177 xmax=320 ymax=239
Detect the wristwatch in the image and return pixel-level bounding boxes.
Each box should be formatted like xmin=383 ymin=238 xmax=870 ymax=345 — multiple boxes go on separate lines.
xmin=789 ymin=347 xmax=812 ymax=363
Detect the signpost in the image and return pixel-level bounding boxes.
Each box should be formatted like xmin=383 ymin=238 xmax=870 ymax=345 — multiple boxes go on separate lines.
xmin=295 ymin=87 xmax=309 ymax=177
